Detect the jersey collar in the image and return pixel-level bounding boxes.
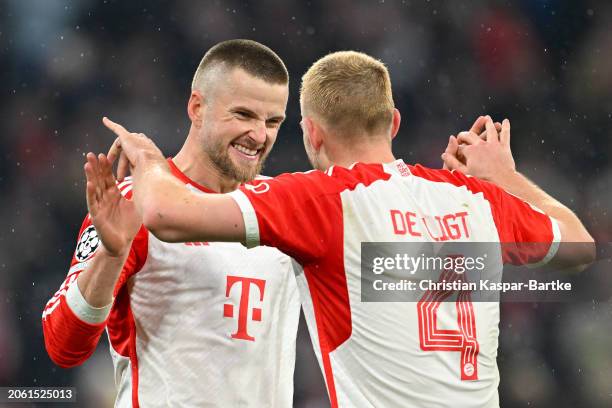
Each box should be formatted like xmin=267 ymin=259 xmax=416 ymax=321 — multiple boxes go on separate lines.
xmin=167 ymin=158 xmax=217 ymax=194
xmin=384 ymin=159 xmax=412 ymax=177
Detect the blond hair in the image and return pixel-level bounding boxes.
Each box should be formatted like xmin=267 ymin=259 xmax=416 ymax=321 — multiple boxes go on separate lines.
xmin=300 ymin=51 xmax=394 ymax=136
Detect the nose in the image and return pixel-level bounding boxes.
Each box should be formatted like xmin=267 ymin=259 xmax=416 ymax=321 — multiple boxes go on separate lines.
xmin=249 ymin=119 xmax=267 ymax=146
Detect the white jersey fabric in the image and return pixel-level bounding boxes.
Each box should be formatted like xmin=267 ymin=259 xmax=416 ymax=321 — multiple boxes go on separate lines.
xmin=230 ymin=159 xmax=560 ymax=408
xmin=43 ymin=160 xmax=301 ymax=407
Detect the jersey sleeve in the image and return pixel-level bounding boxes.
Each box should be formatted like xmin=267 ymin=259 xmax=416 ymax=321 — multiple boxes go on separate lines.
xmin=452 ymin=170 xmax=561 ymax=266
xmin=229 ymin=171 xmax=343 ymax=265
xmin=42 ymin=214 xmax=148 ymax=368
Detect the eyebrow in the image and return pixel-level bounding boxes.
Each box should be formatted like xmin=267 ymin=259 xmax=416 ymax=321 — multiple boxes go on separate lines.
xmin=231 ymin=106 xmax=285 ymax=122
xmin=268 ymin=115 xmax=286 ymax=123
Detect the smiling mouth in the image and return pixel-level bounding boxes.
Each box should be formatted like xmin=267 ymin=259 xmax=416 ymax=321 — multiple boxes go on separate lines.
xmin=231 ymin=142 xmax=262 ymax=159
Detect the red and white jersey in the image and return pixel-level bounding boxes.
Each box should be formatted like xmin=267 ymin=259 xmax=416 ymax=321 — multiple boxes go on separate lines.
xmin=42 ymin=160 xmax=300 ymax=408
xmin=230 ymin=160 xmax=560 ymax=408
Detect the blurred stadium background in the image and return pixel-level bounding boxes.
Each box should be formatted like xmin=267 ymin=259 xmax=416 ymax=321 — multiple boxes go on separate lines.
xmin=1 ymin=0 xmax=611 ymax=407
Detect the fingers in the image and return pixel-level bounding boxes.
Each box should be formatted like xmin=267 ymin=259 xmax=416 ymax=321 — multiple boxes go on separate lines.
xmin=442 ymin=136 xmax=468 ymax=172
xmin=444 ymin=135 xmax=459 ymax=155
xmin=84 ymin=153 xmax=100 ymax=215
xmin=485 ymin=117 xmax=500 ymax=143
xmin=442 ymin=136 xmax=458 ymax=170
xmin=102 ymin=117 xmax=129 ymax=137
xmin=441 ymin=151 xmax=467 ymax=173
xmin=117 ymin=151 xmax=130 ymax=181
xmin=102 ymin=117 xmax=143 ymax=169
xmin=457 ymin=115 xmax=487 ymax=145
xmin=105 ymin=135 xmax=130 ymax=181
xmin=457 ymin=144 xmax=468 ymax=160
xmin=102 ymin=117 xmax=137 ymax=178
xmin=456 ymin=131 xmax=480 ymax=145
xmin=478 ymin=122 xmax=502 ymax=139
xmin=86 ymin=152 xmax=102 ymax=200
xmin=95 ymin=153 xmax=106 ymax=203
xmin=103 ymin=117 xmax=133 ymax=169
xmin=469 ymin=116 xmax=487 ymax=135
xmin=85 ymin=180 xmax=98 ymax=216
xmin=101 ymin=118 xmax=165 ymax=182
xmin=99 ymin=153 xmax=117 ymax=191
xmin=500 ymin=118 xmax=511 ymax=146
xmin=107 ymin=138 xmax=121 ymax=164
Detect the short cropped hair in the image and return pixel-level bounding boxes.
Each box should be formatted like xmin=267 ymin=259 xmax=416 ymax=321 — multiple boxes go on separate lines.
xmin=300 ymin=51 xmax=394 ymax=135
xmin=191 ymin=39 xmax=288 ymax=90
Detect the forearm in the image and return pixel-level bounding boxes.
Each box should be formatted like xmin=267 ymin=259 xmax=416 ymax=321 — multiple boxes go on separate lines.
xmin=76 ymin=247 xmax=128 ymax=309
xmin=43 ymin=257 xmax=114 ymax=367
xmin=492 ymin=171 xmax=594 ymax=267
xmin=492 ymin=171 xmax=588 ymax=237
xmin=134 ymin=163 xmax=190 ymax=240
xmin=134 ymin=164 xmax=245 ymax=243
xmin=43 ymin=298 xmax=106 ymax=368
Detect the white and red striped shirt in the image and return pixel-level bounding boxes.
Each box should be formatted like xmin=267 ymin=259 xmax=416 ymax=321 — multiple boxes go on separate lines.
xmin=230 ymin=160 xmax=560 ymax=408
xmin=43 ymin=160 xmax=300 ymax=407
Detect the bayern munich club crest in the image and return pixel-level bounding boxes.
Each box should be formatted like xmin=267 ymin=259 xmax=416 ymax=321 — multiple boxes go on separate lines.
xmin=75 ymin=225 xmax=100 ymax=261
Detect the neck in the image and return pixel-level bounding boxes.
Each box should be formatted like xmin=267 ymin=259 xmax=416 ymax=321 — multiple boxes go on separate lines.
xmin=172 ymin=133 xmax=240 ymax=194
xmin=325 ymin=137 xmax=396 ymax=169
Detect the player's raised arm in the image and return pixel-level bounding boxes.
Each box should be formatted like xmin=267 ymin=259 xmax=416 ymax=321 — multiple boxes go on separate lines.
xmin=442 ymin=117 xmax=595 ymax=269
xmin=102 ymin=117 xmax=245 ymax=243
xmin=42 ymin=152 xmax=146 ymax=368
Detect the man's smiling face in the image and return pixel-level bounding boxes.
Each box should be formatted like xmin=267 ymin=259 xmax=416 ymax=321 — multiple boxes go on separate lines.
xmin=198 ymin=68 xmax=288 ymax=182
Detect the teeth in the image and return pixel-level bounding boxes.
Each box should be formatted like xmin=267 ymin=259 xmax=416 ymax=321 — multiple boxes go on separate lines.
xmin=232 ymin=143 xmax=258 ymax=156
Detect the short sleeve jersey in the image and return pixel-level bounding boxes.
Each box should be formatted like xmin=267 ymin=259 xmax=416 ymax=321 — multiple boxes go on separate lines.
xmin=230 ymin=160 xmax=559 ymax=408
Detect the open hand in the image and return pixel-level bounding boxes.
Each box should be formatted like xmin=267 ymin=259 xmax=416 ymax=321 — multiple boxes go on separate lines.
xmin=84 ymin=152 xmax=141 ymax=257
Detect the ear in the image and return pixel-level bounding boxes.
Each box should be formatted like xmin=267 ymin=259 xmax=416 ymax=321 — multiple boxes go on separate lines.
xmin=390 ymin=108 xmax=401 ymax=140
xmin=187 ymin=90 xmax=204 ymax=128
xmin=304 ymin=117 xmax=324 ymax=151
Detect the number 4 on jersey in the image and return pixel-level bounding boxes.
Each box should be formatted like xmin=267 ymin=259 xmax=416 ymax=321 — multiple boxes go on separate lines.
xmin=417 ymin=264 xmax=479 ymax=380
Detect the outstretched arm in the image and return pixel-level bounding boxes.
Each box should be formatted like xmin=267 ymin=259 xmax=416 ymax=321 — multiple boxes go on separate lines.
xmin=102 ymin=117 xmax=245 ymax=243
xmin=43 ymin=152 xmax=144 ymax=368
xmin=77 ymin=152 xmax=142 ymax=307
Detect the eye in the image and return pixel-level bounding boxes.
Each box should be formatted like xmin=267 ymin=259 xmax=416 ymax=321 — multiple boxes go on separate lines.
xmin=266 ymin=119 xmax=282 ymax=128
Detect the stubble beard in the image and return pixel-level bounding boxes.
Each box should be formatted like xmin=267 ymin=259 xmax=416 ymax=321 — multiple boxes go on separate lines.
xmin=204 ymin=137 xmax=267 ymax=183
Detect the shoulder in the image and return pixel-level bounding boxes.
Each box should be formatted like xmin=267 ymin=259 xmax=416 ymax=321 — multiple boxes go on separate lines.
xmin=407 ymin=164 xmax=500 ymax=196
xmin=242 ymin=169 xmax=331 ymax=194
xmin=327 ymin=162 xmax=391 ymax=190
xmin=247 ymin=163 xmax=392 ymax=195
xmin=407 ymin=164 xmax=467 ymax=185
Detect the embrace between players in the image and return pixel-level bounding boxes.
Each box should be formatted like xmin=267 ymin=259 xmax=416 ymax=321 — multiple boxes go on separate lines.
xmin=43 ymin=40 xmax=594 ymax=407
